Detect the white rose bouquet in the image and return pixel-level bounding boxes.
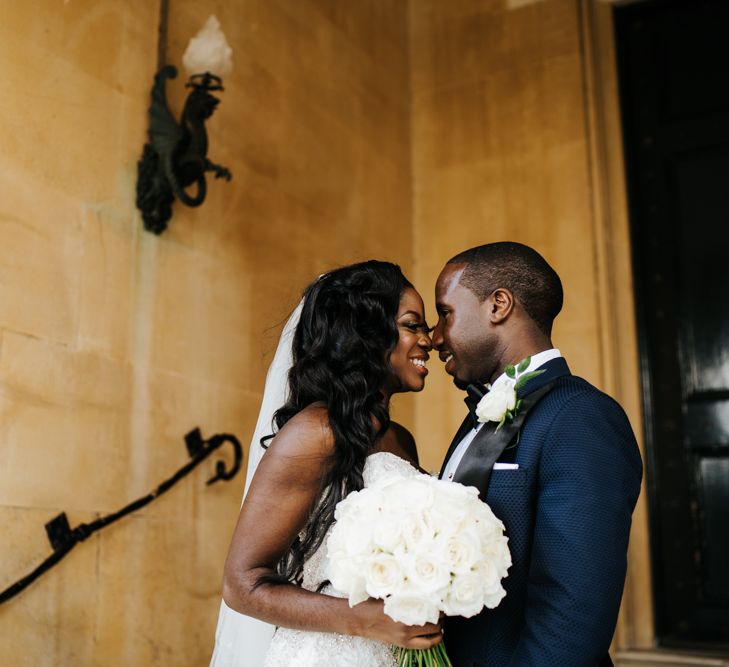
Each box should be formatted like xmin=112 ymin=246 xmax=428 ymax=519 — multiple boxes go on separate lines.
xmin=326 ymin=474 xmax=511 ymax=667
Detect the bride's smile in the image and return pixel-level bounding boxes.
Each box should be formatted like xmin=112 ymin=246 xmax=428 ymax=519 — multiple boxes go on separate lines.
xmin=388 ymin=287 xmax=432 ymax=394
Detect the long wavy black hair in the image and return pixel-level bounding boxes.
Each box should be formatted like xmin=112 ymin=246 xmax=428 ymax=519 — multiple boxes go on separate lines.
xmin=264 ymin=260 xmax=412 ymax=587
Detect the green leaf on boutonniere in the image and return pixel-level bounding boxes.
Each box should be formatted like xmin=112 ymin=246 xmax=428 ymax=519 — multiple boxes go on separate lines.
xmin=505 ymin=364 xmax=516 ymax=379
xmin=498 ymin=408 xmax=518 ymax=431
xmin=516 ymin=357 xmax=532 ymax=373
xmin=515 ymin=368 xmax=546 ymax=391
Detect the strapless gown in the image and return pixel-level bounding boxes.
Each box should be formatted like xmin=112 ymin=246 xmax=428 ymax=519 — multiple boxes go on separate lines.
xmin=264 ymin=452 xmax=420 ymax=666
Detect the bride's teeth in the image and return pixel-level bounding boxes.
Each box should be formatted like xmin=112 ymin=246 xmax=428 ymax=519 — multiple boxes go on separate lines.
xmin=410 ymin=358 xmax=426 ymax=367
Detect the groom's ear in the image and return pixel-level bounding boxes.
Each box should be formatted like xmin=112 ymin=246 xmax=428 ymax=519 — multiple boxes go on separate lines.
xmin=487 ymin=288 xmax=514 ymax=324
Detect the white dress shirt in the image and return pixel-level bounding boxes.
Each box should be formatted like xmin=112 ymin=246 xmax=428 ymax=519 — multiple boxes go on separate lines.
xmin=442 ymin=349 xmax=562 ymax=482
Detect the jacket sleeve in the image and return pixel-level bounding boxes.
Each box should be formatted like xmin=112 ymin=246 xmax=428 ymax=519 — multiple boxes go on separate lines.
xmin=507 ymin=389 xmax=643 ymax=666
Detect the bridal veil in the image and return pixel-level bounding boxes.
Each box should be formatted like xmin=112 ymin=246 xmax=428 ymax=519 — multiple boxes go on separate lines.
xmin=210 ymin=300 xmax=303 ymax=667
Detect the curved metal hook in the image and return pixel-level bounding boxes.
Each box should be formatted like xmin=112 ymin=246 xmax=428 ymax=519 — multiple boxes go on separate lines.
xmin=205 ymin=434 xmax=243 ymax=485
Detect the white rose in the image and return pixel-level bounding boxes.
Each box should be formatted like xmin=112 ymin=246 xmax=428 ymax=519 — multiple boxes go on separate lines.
xmin=471 ymin=497 xmax=500 ymax=523
xmin=442 ymin=572 xmax=486 ymax=618
xmin=364 ymin=553 xmax=404 ymax=599
xmin=331 ymin=511 xmax=377 ymax=560
xmin=346 ymin=525 xmax=376 ymax=557
xmin=328 ymin=553 xmax=368 ymax=606
xmin=405 ymin=550 xmax=451 ymax=594
xmin=402 ymin=513 xmax=435 ymax=549
xmin=372 ymin=514 xmax=405 ymax=552
xmin=381 ymin=476 xmax=435 ymax=512
xmin=472 ymin=558 xmax=508 ymax=610
xmin=430 ymin=477 xmax=477 ymax=501
xmin=475 ymin=377 xmax=517 ymax=423
xmin=326 ymin=514 xmax=357 ymax=552
xmin=426 ymin=495 xmax=469 ymax=530
xmin=473 ymin=506 xmax=505 ymax=541
xmin=477 ymin=535 xmax=512 ymax=577
xmin=472 ymin=558 xmax=499 ymax=589
xmin=482 ymin=584 xmax=507 ymax=609
xmin=334 ymin=489 xmax=363 ymax=520
xmin=443 ymin=530 xmax=481 ymax=573
xmin=384 ymin=594 xmax=440 ymax=626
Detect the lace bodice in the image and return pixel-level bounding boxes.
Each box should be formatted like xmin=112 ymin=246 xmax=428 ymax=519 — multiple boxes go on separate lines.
xmin=262 ymin=452 xmax=420 ymax=667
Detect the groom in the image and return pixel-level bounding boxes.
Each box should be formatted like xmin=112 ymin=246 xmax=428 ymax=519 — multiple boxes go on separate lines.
xmin=433 ymin=242 xmax=642 ymax=666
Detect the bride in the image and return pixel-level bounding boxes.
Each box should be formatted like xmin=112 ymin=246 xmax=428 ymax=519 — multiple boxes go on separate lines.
xmin=210 ymin=261 xmax=443 ymax=666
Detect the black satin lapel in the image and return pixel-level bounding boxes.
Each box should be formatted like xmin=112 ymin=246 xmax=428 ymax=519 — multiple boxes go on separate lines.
xmin=453 ymin=382 xmax=556 ymax=498
xmin=452 ymin=416 xmax=519 ymax=497
xmin=438 ymin=416 xmax=473 ymax=479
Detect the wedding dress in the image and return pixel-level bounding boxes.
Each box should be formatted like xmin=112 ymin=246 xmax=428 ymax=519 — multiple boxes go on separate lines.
xmin=260 ymin=451 xmax=419 ymax=667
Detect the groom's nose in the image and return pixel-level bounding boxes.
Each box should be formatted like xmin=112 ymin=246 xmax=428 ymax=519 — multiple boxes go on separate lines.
xmin=431 ymin=321 xmax=444 ymax=350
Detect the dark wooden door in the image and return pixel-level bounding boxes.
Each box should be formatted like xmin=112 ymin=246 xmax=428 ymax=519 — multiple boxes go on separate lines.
xmin=615 ymin=0 xmax=729 ymax=649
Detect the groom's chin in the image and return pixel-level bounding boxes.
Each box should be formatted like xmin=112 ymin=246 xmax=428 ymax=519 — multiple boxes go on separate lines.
xmin=452 ymin=376 xmax=469 ymax=391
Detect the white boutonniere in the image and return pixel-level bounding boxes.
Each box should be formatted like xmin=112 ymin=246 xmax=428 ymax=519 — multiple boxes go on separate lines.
xmin=475 ymin=356 xmax=545 ymax=430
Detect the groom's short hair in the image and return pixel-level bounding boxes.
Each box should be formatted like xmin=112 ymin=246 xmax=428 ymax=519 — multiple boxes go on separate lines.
xmin=448 ymin=242 xmax=563 ymax=336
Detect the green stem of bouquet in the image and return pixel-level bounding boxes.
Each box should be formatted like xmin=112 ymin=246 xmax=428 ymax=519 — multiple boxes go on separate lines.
xmin=393 ymin=641 xmax=453 ymax=667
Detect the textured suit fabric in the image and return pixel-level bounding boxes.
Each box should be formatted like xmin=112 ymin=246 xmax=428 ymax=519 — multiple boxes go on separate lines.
xmin=442 ymin=358 xmax=642 ymax=667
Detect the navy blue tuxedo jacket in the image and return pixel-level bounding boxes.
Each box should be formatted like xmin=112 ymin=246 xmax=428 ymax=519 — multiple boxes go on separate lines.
xmin=441 ymin=358 xmax=642 ymax=666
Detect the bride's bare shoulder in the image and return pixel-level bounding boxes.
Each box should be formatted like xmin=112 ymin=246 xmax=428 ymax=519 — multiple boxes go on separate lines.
xmin=266 ymin=403 xmax=335 ymax=460
xmin=378 ymin=421 xmax=419 ymax=467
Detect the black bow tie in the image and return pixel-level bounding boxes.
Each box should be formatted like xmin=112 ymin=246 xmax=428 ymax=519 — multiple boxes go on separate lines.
xmin=464 ymin=382 xmax=488 ymax=428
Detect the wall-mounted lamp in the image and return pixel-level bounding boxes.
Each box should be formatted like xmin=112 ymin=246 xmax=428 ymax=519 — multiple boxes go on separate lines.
xmin=136 ymin=15 xmax=233 ymax=235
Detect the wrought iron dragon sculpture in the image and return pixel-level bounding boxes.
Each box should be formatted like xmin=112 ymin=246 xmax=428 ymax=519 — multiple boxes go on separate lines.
xmin=136 ymin=65 xmax=231 ymax=234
